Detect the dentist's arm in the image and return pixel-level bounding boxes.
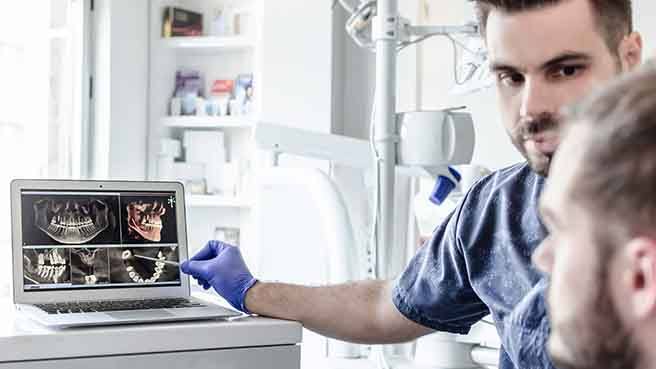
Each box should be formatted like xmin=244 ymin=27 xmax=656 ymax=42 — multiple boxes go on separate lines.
xmin=181 ymin=241 xmax=433 ymax=344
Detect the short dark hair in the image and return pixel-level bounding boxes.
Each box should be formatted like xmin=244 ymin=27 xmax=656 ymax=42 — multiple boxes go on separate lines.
xmin=564 ymin=61 xmax=656 ymax=242
xmin=473 ymin=0 xmax=633 ymax=55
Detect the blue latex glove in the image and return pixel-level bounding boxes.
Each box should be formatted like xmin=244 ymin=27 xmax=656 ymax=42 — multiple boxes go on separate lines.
xmin=181 ymin=240 xmax=257 ymax=313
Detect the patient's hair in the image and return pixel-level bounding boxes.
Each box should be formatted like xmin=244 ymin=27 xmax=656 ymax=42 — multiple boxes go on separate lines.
xmin=565 ymin=62 xmax=656 ymax=242
xmin=473 ymin=0 xmax=633 ymax=55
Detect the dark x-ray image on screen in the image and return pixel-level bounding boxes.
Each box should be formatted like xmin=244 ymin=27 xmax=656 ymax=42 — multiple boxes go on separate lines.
xmin=108 ymin=246 xmax=180 ymax=284
xmin=70 ymin=248 xmax=110 ymax=285
xmin=120 ymin=195 xmax=178 ymax=244
xmin=21 ymin=194 xmax=120 ymax=246
xmin=23 ymin=248 xmax=71 ymax=285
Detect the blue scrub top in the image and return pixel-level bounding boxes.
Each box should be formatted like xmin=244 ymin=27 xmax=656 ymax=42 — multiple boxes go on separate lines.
xmin=393 ymin=162 xmax=556 ymax=369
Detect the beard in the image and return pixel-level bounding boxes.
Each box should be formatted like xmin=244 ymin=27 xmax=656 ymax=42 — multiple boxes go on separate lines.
xmin=509 ymin=112 xmax=560 ymax=177
xmin=547 ymin=253 xmax=639 ymax=369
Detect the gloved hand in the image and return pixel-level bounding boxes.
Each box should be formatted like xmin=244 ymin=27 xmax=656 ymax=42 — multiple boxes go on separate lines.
xmin=180 ymin=240 xmax=257 ymax=313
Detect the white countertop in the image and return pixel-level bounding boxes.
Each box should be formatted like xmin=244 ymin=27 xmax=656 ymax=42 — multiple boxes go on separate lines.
xmin=0 ymin=296 xmax=302 ymax=362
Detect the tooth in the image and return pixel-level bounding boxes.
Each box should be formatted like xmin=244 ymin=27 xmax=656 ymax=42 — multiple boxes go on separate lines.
xmin=137 ymin=277 xmax=144 ymax=283
xmin=54 ymin=267 xmax=64 ymax=283
xmin=152 ymin=271 xmax=161 ymax=280
xmin=38 ymin=254 xmax=45 ymax=265
xmin=122 ymin=250 xmax=132 ymax=259
xmin=126 ymin=266 xmax=134 ymax=272
xmin=157 ymin=251 xmax=163 ymax=258
xmin=156 ymin=262 xmax=165 ymax=268
xmin=129 ymin=271 xmax=136 ymax=278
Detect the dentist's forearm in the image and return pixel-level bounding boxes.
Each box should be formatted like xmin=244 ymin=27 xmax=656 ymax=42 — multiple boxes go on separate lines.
xmin=244 ymin=280 xmax=433 ymax=344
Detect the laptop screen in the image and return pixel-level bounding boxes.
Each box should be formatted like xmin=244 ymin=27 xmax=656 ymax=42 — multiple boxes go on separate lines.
xmin=19 ymin=189 xmax=181 ymax=291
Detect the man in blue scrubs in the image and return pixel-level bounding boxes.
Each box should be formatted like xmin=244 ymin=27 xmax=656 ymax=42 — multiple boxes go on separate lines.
xmin=533 ymin=64 xmax=656 ymax=369
xmin=182 ymin=1 xmax=643 ymax=368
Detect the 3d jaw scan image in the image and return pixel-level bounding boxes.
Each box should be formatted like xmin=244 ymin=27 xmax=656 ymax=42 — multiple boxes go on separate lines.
xmin=121 ymin=195 xmax=178 ymax=244
xmin=108 ymin=246 xmax=180 ymax=284
xmin=70 ymin=248 xmax=110 ymax=285
xmin=23 ymin=248 xmax=71 ymax=285
xmin=127 ymin=201 xmax=165 ymax=242
xmin=22 ymin=194 xmax=120 ymax=246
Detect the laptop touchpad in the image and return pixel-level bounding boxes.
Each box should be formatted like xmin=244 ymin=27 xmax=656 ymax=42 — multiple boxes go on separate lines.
xmin=107 ymin=310 xmax=175 ymax=320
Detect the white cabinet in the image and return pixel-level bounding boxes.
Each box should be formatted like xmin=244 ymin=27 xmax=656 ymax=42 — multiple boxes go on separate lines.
xmin=146 ymin=0 xmax=336 ymax=272
xmin=147 ymin=0 xmax=261 ymax=260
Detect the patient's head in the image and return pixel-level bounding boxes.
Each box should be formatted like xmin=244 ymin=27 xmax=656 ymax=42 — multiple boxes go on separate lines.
xmin=533 ymin=63 xmax=656 ymax=369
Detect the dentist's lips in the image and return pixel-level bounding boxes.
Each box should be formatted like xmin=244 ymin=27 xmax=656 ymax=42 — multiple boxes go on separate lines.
xmin=525 ymin=131 xmax=560 ymax=154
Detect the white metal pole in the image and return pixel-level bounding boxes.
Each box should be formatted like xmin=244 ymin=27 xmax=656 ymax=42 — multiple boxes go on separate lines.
xmin=374 ymin=0 xmax=398 ymax=280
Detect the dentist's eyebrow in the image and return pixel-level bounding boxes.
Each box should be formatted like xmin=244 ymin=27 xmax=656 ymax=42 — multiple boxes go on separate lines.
xmin=489 ymin=61 xmax=522 ymax=74
xmin=490 ymin=52 xmax=592 ymax=74
xmin=539 ymin=52 xmax=592 ymax=72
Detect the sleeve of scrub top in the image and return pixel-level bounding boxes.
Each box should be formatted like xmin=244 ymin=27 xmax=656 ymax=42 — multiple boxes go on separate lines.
xmin=392 ymin=202 xmax=490 ymax=334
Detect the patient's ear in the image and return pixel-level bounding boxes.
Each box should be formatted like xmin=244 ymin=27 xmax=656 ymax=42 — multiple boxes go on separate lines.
xmin=623 ymin=237 xmax=656 ymax=319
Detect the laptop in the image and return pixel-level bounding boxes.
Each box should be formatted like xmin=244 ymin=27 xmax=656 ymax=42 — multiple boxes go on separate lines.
xmin=10 ymin=179 xmax=241 ymax=328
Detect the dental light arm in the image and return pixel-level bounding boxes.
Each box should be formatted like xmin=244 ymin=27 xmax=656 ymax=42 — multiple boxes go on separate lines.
xmin=254 ymin=107 xmax=475 ymax=208
xmin=254 ymin=123 xmax=373 ymax=169
xmin=254 ymin=113 xmax=474 ymax=183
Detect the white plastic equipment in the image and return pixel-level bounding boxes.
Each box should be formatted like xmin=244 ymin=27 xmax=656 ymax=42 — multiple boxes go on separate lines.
xmin=253 ymin=167 xmax=363 ymax=359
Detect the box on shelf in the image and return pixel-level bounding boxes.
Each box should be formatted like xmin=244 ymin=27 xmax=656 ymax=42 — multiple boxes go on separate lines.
xmin=156 ymin=139 xmax=183 ymax=180
xmin=163 ymin=7 xmax=203 ymax=37
xmin=172 ymin=69 xmax=204 ymax=116
xmin=164 ymin=162 xmax=207 ymax=195
xmin=233 ymin=74 xmax=254 ymax=115
xmin=208 ymin=79 xmax=235 ymax=116
xmin=214 ymin=226 xmax=241 ymax=246
xmin=183 ymin=130 xmax=227 ymax=195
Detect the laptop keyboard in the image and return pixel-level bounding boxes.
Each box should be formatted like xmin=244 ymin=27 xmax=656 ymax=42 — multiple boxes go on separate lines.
xmin=35 ymin=298 xmax=206 ymax=315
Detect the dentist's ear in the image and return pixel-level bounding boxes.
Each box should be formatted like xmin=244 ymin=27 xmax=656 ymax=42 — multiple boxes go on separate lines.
xmin=619 ymin=32 xmax=643 ymax=72
xmin=623 ymin=237 xmax=656 ymax=319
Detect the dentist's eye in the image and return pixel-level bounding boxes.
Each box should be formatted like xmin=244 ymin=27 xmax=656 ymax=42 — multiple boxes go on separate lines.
xmin=498 ymin=72 xmax=525 ymax=87
xmin=548 ymin=65 xmax=586 ymax=81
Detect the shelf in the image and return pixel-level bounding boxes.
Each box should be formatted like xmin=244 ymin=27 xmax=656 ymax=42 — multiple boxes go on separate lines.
xmin=161 ymin=36 xmax=255 ymax=51
xmin=162 ymin=115 xmax=256 ymax=129
xmin=186 ymin=195 xmax=251 ymax=208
